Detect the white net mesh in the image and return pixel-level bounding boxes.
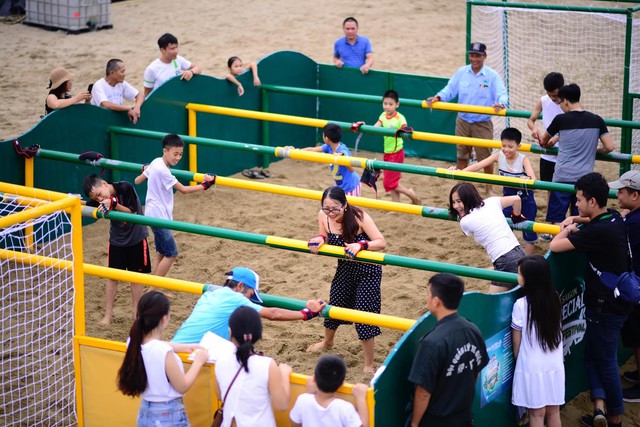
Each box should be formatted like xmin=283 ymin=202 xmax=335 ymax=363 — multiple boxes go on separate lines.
xmin=0 ymin=195 xmax=76 ymax=426
xmin=469 ymin=4 xmax=638 ymax=153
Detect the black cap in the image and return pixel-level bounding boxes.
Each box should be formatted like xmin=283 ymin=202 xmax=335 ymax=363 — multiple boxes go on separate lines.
xmin=468 ymin=42 xmax=487 ymax=55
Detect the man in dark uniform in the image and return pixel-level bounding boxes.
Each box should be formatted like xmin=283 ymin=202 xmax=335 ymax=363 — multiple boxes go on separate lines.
xmin=408 ymin=273 xmax=488 ymax=427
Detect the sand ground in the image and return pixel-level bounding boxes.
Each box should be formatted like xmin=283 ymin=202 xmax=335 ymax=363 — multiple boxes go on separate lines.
xmin=0 ymin=0 xmax=638 ymax=424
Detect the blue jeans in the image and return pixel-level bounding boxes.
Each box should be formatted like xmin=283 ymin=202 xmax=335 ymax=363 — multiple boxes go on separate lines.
xmin=137 ymin=398 xmax=189 ymax=427
xmin=151 ymin=227 xmax=179 ymax=257
xmin=584 ymin=308 xmax=628 ymax=416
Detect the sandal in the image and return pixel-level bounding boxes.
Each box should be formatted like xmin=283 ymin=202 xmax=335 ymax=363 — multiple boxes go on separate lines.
xmin=242 ymin=169 xmax=265 ymax=179
xmin=259 ymin=169 xmax=272 ymax=178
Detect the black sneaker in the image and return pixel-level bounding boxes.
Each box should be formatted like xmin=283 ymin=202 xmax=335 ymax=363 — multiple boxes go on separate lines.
xmin=622 ymin=369 xmax=639 ymax=384
xmin=580 ymin=409 xmax=607 ymax=427
xmin=623 ymin=383 xmax=640 ymax=402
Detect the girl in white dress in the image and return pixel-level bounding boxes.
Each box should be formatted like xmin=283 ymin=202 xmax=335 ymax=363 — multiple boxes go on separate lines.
xmin=511 ymin=255 xmax=564 ymax=427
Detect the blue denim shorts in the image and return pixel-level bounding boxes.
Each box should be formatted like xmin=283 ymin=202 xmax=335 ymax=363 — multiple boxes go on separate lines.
xmin=492 ymin=245 xmax=525 ymax=288
xmin=137 ymin=397 xmax=189 ymax=427
xmin=151 ymin=227 xmax=179 ymax=258
xmin=546 ymin=188 xmax=578 ymax=223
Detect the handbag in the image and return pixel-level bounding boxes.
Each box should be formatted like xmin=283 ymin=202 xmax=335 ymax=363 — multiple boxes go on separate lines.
xmin=211 ymin=366 xmax=243 ymax=427
xmin=589 ymin=234 xmax=640 ymax=305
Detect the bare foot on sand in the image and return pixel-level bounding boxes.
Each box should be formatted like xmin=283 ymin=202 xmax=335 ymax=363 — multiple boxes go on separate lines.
xmin=99 ymin=315 xmax=112 ymax=326
xmin=363 ymin=365 xmax=377 ymax=374
xmin=306 ymin=340 xmax=333 ymax=352
xmin=407 ymin=188 xmax=421 ymax=205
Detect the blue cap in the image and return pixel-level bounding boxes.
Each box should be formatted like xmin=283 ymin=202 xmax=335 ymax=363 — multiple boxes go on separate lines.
xmin=228 ymin=267 xmax=262 ymax=303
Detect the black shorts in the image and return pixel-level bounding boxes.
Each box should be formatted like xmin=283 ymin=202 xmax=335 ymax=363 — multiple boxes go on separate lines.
xmin=108 ymin=239 xmax=151 ymax=273
xmin=539 ymin=157 xmax=556 ymax=183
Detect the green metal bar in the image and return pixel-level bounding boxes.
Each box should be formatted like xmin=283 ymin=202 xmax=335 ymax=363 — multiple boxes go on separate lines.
xmin=101 ymin=128 xmax=619 ymax=198
xmin=468 ymin=1 xmax=632 ymax=14
xmin=82 ymin=207 xmax=518 ymax=285
xmin=260 ymin=84 xmax=640 ymax=129
xmin=620 ymin=8 xmax=634 ymax=175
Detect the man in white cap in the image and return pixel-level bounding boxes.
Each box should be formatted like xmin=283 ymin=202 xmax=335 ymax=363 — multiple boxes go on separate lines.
xmin=426 ymin=42 xmax=508 ymax=193
xmin=609 ymin=170 xmax=640 ymax=403
xmin=172 ymin=267 xmax=326 ymax=344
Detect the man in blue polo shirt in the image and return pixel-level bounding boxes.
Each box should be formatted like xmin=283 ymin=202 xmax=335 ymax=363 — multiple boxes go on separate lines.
xmin=333 ymin=17 xmax=374 ymax=75
xmin=172 ymin=267 xmax=326 ymax=343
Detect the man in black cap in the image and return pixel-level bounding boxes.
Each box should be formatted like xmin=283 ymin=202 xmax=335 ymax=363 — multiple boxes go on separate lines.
xmin=426 ymin=42 xmax=508 ymax=191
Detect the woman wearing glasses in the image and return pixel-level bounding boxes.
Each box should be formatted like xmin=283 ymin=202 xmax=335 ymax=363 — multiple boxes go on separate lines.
xmin=306 ymin=186 xmax=386 ymax=374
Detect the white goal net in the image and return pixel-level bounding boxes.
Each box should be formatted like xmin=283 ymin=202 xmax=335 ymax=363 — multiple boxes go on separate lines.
xmin=469 ymin=3 xmax=640 ymax=157
xmin=0 ymin=194 xmax=76 ymax=426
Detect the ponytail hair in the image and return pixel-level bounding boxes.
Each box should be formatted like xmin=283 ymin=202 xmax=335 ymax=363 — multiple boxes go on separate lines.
xmin=117 ymin=291 xmax=170 ymax=396
xmin=321 ymin=186 xmax=363 ymax=243
xmin=229 ymin=306 xmax=263 ymax=372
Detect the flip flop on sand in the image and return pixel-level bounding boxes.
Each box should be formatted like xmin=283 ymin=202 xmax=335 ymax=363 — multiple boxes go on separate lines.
xmin=242 ymin=169 xmax=265 ymax=179
xmin=259 ymin=169 xmax=272 ymax=178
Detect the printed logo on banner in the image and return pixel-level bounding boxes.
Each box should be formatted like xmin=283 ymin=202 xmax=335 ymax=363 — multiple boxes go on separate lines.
xmin=560 ymin=279 xmax=586 ymax=356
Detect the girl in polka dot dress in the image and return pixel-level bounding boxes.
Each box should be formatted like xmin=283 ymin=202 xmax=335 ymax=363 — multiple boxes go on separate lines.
xmin=306 ymin=186 xmax=386 ymax=373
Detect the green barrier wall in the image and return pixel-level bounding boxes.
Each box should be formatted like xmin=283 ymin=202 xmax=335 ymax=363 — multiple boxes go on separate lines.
xmin=373 ymin=250 xmax=633 ymax=426
xmin=0 ymin=51 xmax=456 ymax=196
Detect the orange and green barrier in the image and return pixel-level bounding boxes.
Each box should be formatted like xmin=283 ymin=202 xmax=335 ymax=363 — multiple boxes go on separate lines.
xmin=36 ymin=148 xmax=562 ymax=236
xmin=184 ymin=103 xmax=640 ymax=165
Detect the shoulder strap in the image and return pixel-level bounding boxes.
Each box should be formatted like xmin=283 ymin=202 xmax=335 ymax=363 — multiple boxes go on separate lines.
xmin=220 ymin=365 xmax=243 ymax=408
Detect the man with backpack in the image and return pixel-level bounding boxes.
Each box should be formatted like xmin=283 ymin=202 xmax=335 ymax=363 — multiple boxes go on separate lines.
xmin=550 ymin=172 xmax=633 ymax=427
xmin=609 ymin=171 xmax=640 ymax=403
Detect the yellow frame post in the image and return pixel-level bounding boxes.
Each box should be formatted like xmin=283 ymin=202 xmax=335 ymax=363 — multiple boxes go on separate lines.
xmin=188 ymin=108 xmax=198 ymax=186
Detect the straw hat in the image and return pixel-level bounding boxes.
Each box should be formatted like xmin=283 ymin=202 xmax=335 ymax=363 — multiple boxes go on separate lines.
xmin=48 ymin=67 xmax=74 ymax=90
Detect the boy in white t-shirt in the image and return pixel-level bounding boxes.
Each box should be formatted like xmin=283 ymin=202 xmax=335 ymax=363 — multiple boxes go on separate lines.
xmin=135 ymin=134 xmax=215 ymax=281
xmin=290 ymin=355 xmax=369 ymax=427
xmin=143 ymin=33 xmax=200 ymax=97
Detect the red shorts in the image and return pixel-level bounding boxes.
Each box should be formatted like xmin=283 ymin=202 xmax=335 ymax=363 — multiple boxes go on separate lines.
xmin=383 ymin=149 xmax=404 ymax=192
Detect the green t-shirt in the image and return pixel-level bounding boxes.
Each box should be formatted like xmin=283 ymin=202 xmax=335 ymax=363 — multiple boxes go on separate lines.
xmin=377 ymin=111 xmax=407 ymax=153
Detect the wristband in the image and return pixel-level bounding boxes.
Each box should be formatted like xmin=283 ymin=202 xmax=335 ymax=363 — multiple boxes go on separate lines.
xmin=300 ymin=307 xmax=320 ymax=321
xmin=358 ymin=240 xmax=369 ymax=251
xmin=201 ymin=175 xmax=216 ymax=190
xmin=315 ymin=234 xmax=327 ymax=242
xmin=141 ymin=164 xmax=148 ymax=173
xmin=109 ymin=196 xmax=118 ymax=210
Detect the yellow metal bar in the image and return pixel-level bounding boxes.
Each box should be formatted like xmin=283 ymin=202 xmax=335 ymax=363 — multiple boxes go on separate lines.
xmin=420 ymin=99 xmax=508 ymax=116
xmin=188 ymin=108 xmax=198 ymax=186
xmin=25 ymin=157 xmax=34 ymax=187
xmin=327 ymin=306 xmax=416 ymax=331
xmin=265 ymin=236 xmax=387 ymax=263
xmin=275 ymin=146 xmax=369 ymax=168
xmin=0 ymin=196 xmax=78 ymax=229
xmin=1 ymin=193 xmax=49 ymax=208
xmin=0 ymin=182 xmax=69 ymax=201
xmin=186 ymin=103 xmax=330 ymax=128
xmin=214 ymin=176 xmax=424 ymax=216
xmin=73 ymin=337 xmax=85 ymax=427
xmin=70 ymin=199 xmax=86 ymax=336
xmin=434 ymin=167 xmax=536 ymax=187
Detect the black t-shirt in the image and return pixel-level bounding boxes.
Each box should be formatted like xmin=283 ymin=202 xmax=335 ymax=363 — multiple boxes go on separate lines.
xmin=408 ymin=313 xmax=489 ymax=427
xmin=625 ymin=208 xmax=640 ymax=274
xmin=568 ymin=209 xmax=634 ymax=314
xmin=87 ymin=181 xmax=148 ymax=247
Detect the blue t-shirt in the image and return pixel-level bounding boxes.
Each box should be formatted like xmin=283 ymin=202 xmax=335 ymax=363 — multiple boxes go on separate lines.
xmin=172 ymin=287 xmax=262 ymax=343
xmin=333 ymin=35 xmax=373 ymax=68
xmin=321 ymin=143 xmax=361 ymax=193
xmin=437 ymin=65 xmax=508 ymax=123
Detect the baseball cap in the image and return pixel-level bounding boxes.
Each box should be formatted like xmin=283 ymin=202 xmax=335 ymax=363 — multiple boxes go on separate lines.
xmin=228 ymin=267 xmax=262 ymax=303
xmin=468 ymin=42 xmax=487 ymax=55
xmin=608 ymin=170 xmax=640 ymax=191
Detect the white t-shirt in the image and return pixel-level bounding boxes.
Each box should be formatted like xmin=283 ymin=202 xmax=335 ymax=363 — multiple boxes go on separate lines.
xmin=540 ymin=94 xmax=564 ymax=162
xmin=140 ymin=339 xmax=183 ymax=402
xmin=290 ymin=393 xmax=362 ymax=427
xmin=90 ymin=77 xmax=138 ymax=107
xmin=143 ymin=55 xmax=192 ymax=91
xmin=460 ymin=197 xmax=520 ymax=262
xmin=214 ymin=350 xmax=276 ymax=427
xmin=143 ymin=157 xmax=178 ymax=220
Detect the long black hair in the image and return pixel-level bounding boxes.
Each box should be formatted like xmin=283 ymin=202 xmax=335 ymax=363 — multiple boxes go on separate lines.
xmin=518 ymin=255 xmax=562 ymax=352
xmin=448 ymin=182 xmax=484 ymax=219
xmin=229 ymin=306 xmax=263 ymax=372
xmin=321 ymin=186 xmax=364 ymax=243
xmin=117 ymin=291 xmax=170 ymax=396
